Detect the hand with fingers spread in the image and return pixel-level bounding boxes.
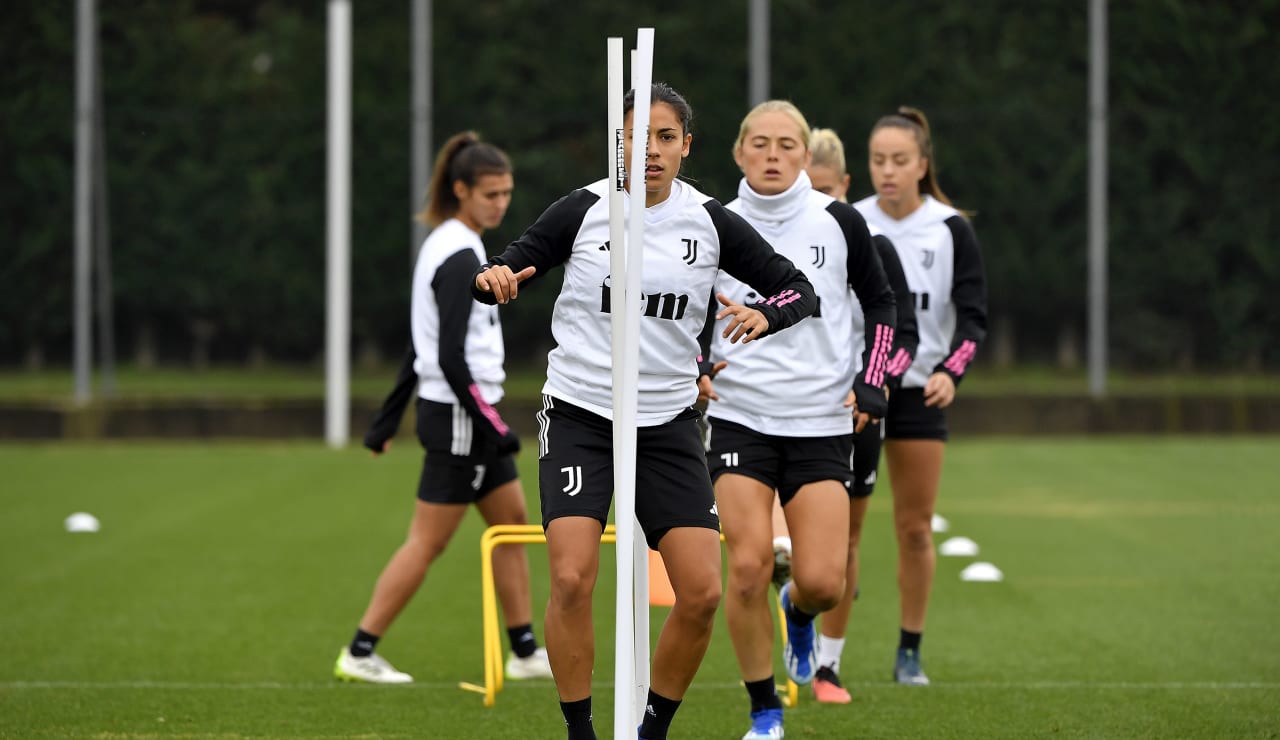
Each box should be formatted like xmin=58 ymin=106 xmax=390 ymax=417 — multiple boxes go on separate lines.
xmin=474 ymin=264 xmax=537 ymax=304
xmin=716 ymin=292 xmax=770 ymax=344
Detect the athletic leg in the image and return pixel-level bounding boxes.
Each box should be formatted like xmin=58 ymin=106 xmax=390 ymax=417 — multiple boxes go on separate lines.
xmin=715 ymin=473 xmax=779 ymax=683
xmin=543 ymin=515 xmax=603 ymax=702
xmin=475 ymin=479 xmax=532 ymax=628
xmin=649 ymin=525 xmax=724 ymax=699
xmin=358 ymin=499 xmax=470 ymax=635
xmin=885 ymin=439 xmax=943 ymax=632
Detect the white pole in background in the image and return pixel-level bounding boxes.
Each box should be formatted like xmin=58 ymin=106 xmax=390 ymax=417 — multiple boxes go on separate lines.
xmin=410 ymin=0 xmax=432 ymax=260
xmin=73 ymin=0 xmax=96 ymax=404
xmin=326 ymin=0 xmax=352 ymax=448
xmin=1088 ymin=0 xmax=1108 ymax=398
xmin=748 ymin=0 xmax=769 ymax=106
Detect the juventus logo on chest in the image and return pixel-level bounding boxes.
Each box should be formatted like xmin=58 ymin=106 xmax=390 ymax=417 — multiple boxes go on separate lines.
xmin=810 ymin=245 xmax=826 ymax=268
xmin=921 ymin=249 xmax=935 ymax=269
xmin=681 ymin=238 xmax=698 ymax=265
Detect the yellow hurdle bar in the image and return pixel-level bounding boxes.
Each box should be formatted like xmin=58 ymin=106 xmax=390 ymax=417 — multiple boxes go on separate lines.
xmin=459 ymin=525 xmax=617 ymax=706
xmin=460 ymin=524 xmax=796 ymax=708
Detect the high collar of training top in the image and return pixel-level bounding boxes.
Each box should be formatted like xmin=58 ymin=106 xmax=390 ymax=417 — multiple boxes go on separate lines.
xmin=735 ymin=169 xmax=812 ymax=231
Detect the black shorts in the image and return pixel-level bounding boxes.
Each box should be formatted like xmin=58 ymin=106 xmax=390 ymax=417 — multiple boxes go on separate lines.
xmin=850 ymin=421 xmax=884 ymax=498
xmin=885 ymin=387 xmax=948 ymax=441
xmin=415 ymin=398 xmax=519 ymax=504
xmin=704 ymin=417 xmax=854 ymax=505
xmin=535 ymin=395 xmax=719 ymax=548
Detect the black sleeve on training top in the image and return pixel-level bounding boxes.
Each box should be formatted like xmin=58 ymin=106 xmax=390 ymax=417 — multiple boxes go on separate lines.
xmin=471 ymin=189 xmax=600 ymax=305
xmin=435 ymin=249 xmax=519 ymax=454
xmin=873 ymin=235 xmax=919 ymax=392
xmin=704 ymin=201 xmax=817 ymax=338
xmin=695 ymin=292 xmax=718 ymax=379
xmin=935 ymin=215 xmax=988 ymax=387
xmin=829 ymin=202 xmax=895 ymax=418
xmin=362 ymin=344 xmax=417 ymax=452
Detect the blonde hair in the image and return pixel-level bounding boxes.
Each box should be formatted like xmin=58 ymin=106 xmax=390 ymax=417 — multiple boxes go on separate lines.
xmin=809 ymin=127 xmax=847 ymax=175
xmin=734 ymin=99 xmax=811 ymax=154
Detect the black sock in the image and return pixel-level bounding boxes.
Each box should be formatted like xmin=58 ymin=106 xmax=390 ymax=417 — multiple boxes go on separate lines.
xmin=899 ymin=628 xmax=922 ymax=652
xmin=638 ymin=689 xmax=681 ymax=740
xmin=744 ymin=677 xmax=782 ymax=713
xmin=349 ymin=628 xmax=379 ymax=658
xmin=507 ymin=623 xmax=538 ymax=658
xmin=560 ymin=697 xmax=595 ymax=740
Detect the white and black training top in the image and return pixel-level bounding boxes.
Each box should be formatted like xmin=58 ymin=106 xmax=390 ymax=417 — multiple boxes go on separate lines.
xmin=410 ymin=217 xmax=518 ymax=452
xmin=472 ymin=178 xmax=817 ymax=427
xmin=703 ymin=171 xmax=896 ymax=436
xmin=853 ymin=194 xmax=987 ymax=389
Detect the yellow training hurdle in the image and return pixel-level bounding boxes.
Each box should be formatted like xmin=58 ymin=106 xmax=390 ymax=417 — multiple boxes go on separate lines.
xmin=459 ymin=523 xmax=799 ymax=708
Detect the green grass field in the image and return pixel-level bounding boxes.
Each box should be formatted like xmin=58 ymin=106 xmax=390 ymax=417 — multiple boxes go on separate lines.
xmin=2 ymin=364 xmax=1279 ymax=402
xmin=3 ymin=439 xmax=1278 ymax=738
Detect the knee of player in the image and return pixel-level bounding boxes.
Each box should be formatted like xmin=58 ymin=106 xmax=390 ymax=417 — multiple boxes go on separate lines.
xmin=673 ymin=577 xmax=722 ymax=622
xmin=795 ymin=574 xmax=843 ymax=612
xmin=726 ymin=549 xmax=774 ymax=595
xmin=549 ymin=567 xmax=597 ymax=608
xmin=897 ymin=525 xmax=934 ymax=553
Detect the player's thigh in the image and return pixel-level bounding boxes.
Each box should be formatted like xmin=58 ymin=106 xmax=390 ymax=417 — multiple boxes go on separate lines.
xmin=536 ymin=396 xmax=614 ymax=530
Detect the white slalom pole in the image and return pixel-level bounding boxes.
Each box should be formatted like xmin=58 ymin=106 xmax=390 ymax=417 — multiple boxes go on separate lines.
xmin=606 ymin=36 xmax=634 ymax=738
xmin=325 ymin=0 xmax=352 ymax=448
xmin=628 ymin=34 xmax=653 ymax=725
xmin=610 ymin=27 xmax=653 ymax=738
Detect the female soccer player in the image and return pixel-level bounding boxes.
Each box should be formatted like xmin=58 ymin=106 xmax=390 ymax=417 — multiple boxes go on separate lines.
xmin=804 ymin=127 xmax=919 ymax=703
xmin=700 ymin=101 xmax=896 ymax=739
xmin=334 ymin=132 xmax=552 ymax=685
xmin=473 ymin=83 xmax=817 ymax=740
xmin=853 ymin=107 xmax=988 ymax=685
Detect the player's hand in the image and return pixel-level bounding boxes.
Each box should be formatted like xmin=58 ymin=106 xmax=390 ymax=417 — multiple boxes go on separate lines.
xmin=716 ymin=293 xmax=770 ymax=344
xmin=923 ymin=371 xmax=956 ymax=408
xmin=475 ymin=265 xmax=536 ymax=304
xmin=844 ymin=390 xmax=875 ymax=434
xmin=370 ymin=439 xmax=392 ymax=457
xmin=696 ymin=361 xmax=727 ymax=404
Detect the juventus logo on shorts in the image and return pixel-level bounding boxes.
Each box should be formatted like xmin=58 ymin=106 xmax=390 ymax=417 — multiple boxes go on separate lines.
xmin=810 ymin=244 xmax=826 ymax=268
xmin=681 ymin=238 xmax=698 ymax=265
xmin=561 ymin=465 xmax=583 ymax=496
xmin=471 ymin=465 xmax=486 ymax=490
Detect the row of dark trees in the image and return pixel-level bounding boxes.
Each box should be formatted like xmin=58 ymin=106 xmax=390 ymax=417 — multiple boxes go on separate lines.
xmin=4 ymin=0 xmax=1278 ymax=371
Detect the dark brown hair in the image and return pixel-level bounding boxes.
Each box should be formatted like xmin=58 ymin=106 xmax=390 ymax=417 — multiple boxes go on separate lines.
xmin=624 ymin=82 xmax=693 ymax=135
xmin=871 ymin=106 xmax=955 ymax=208
xmin=415 ymin=131 xmax=512 ymax=227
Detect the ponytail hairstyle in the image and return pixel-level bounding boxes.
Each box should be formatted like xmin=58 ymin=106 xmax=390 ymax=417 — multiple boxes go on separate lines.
xmin=415 ymin=131 xmax=512 ymax=227
xmin=871 ymin=106 xmax=955 ymax=208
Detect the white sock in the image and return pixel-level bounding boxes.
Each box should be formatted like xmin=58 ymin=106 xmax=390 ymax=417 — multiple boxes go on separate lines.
xmin=817 ymin=635 xmax=845 ymax=672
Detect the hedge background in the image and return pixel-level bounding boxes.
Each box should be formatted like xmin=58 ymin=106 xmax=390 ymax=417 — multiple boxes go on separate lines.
xmin=3 ymin=0 xmax=1277 ymax=372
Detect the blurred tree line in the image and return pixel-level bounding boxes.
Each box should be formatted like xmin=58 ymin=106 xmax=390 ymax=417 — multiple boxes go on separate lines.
xmin=3 ymin=0 xmax=1277 ymax=373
